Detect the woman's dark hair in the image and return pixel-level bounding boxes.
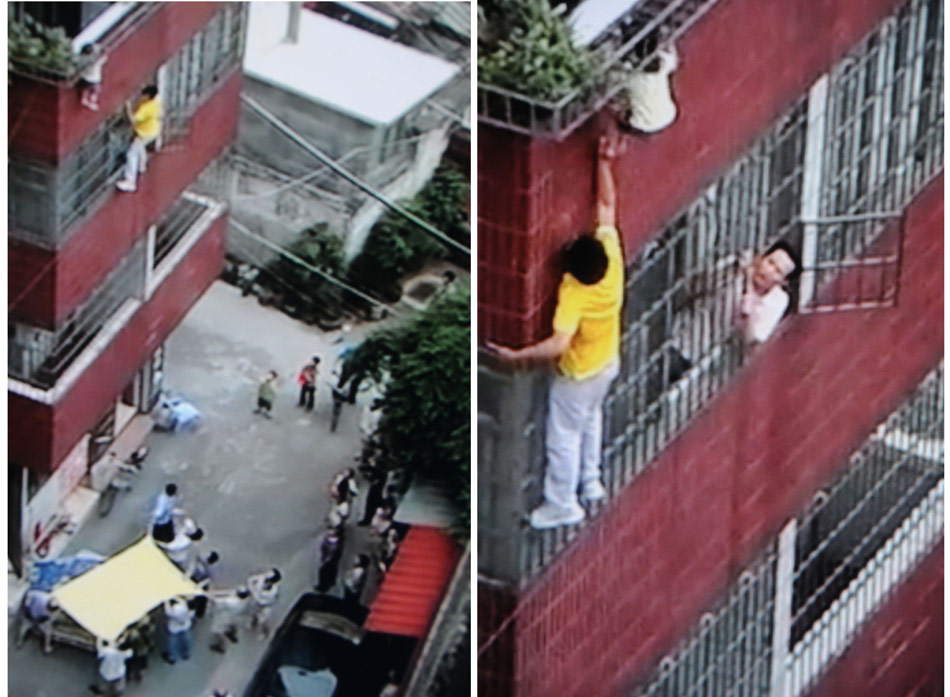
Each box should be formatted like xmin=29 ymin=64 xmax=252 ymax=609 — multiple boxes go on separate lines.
xmin=764 ymin=239 xmax=803 ymax=280
xmin=207 ymin=551 xmax=220 ymax=564
xmin=564 ymin=235 xmax=609 ymax=285
xmin=189 ymin=528 xmax=204 ymax=542
xmin=166 ymin=483 xmax=178 ymax=496
xmin=142 ymin=84 xmax=159 ymax=99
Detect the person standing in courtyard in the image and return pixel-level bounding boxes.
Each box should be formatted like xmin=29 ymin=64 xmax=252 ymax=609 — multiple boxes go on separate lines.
xmin=254 ymin=371 xmax=279 ymax=418
xmin=247 ymin=568 xmax=281 ymax=639
xmin=297 ymin=356 xmax=320 ymax=411
xmin=161 ymin=597 xmax=194 ymax=664
xmin=209 ymin=587 xmax=251 ymax=654
xmin=343 ymin=555 xmax=370 ymax=605
xmin=488 ymin=131 xmax=626 ymax=529
xmin=315 ymin=526 xmax=343 ymax=593
xmin=89 ymin=638 xmax=132 ymax=696
xmin=150 ymin=483 xmax=180 ymax=543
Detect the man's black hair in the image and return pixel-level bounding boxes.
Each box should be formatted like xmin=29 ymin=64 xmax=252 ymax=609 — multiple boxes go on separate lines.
xmin=166 ymin=483 xmax=178 ymax=496
xmin=764 ymin=239 xmax=802 ymax=281
xmin=236 ymin=588 xmax=251 ymax=599
xmin=142 ymin=84 xmax=159 ymax=98
xmin=207 ymin=551 xmax=220 ymax=564
xmin=564 ymin=235 xmax=609 ymax=285
xmin=189 ymin=528 xmax=204 ymax=541
xmin=269 ymin=568 xmax=282 ymax=583
xmin=358 ymin=554 xmax=370 ymax=566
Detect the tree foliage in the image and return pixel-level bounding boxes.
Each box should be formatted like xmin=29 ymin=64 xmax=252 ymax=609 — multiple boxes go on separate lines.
xmin=347 ymin=164 xmax=469 ymax=303
xmin=478 ymin=0 xmax=597 ymax=102
xmin=344 ymin=287 xmax=471 ymax=537
xmin=8 ymin=12 xmax=75 ymax=74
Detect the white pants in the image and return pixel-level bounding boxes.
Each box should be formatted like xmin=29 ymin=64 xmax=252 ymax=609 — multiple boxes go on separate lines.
xmin=122 ymin=136 xmax=156 ymax=186
xmin=544 ymin=361 xmax=619 ymax=508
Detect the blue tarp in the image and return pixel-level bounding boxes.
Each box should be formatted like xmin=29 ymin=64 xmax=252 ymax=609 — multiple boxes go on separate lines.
xmin=29 ymin=551 xmax=107 ymax=591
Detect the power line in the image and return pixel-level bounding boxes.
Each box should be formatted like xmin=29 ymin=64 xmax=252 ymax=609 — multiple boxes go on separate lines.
xmin=228 ymin=217 xmax=403 ymax=316
xmin=240 ymin=94 xmax=470 ymax=257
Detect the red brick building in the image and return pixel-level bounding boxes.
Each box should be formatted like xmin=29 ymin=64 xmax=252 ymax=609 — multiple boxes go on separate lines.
xmin=477 ymin=1 xmax=943 ymax=697
xmin=8 ymin=2 xmax=245 ymax=573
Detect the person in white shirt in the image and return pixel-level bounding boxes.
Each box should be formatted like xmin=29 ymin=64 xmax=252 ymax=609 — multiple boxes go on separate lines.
xmin=247 ymin=568 xmax=281 ymax=639
xmin=621 ymin=38 xmax=679 ymax=134
xmin=15 ymin=589 xmax=58 ymax=653
xmin=209 ymin=587 xmax=251 ymax=654
xmin=161 ymin=597 xmax=194 ymax=664
xmin=90 ymin=638 xmax=132 ymax=696
xmin=737 ymin=241 xmax=800 ymax=347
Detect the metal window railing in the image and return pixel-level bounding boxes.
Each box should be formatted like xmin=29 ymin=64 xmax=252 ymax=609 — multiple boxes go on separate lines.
xmin=790 ymin=364 xmax=943 ymax=647
xmin=153 ymin=196 xmax=212 ymax=268
xmin=633 ymin=551 xmax=777 ymax=697
xmin=822 ymin=0 xmax=943 ymax=222
xmin=625 ymin=364 xmax=943 ymax=697
xmin=478 ymin=0 xmax=722 ymax=138
xmin=784 ymin=363 xmax=943 ymax=696
xmin=8 ymin=3 xmax=163 ymax=85
xmin=9 ymin=242 xmax=147 ymax=389
xmin=162 ymin=3 xmax=246 ymax=141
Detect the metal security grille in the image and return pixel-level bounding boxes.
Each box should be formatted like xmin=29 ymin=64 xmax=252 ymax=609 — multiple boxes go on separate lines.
xmin=8 ymin=113 xmax=127 ymax=244
xmin=603 ymin=99 xmax=807 ymax=491
xmin=9 ymin=243 xmax=147 ymax=389
xmin=152 ymin=195 xmax=212 ymax=268
xmin=786 ymin=364 xmax=943 ymax=695
xmin=162 ymin=3 xmax=246 ymax=142
xmin=803 ymin=0 xmax=943 ymax=311
xmin=633 ymin=552 xmax=776 ymax=697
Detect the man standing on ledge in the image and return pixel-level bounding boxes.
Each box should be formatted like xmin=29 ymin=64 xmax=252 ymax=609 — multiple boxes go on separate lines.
xmin=488 ymin=131 xmax=625 ymax=529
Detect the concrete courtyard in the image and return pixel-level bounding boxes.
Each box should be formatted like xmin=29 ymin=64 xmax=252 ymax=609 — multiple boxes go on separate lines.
xmin=9 ymin=280 xmax=388 ymax=697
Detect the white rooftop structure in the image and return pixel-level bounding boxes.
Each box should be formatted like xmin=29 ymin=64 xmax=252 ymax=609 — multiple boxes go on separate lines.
xmin=244 ymin=2 xmax=459 ymax=126
xmin=570 ymin=0 xmax=645 ymax=46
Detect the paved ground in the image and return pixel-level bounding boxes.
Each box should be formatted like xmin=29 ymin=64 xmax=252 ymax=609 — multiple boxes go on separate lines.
xmin=9 ymin=281 xmax=388 ymax=697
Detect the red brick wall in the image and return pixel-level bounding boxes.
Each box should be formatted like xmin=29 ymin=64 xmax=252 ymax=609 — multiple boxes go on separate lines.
xmin=8 ymin=215 xmax=226 ymax=475
xmin=9 ymin=2 xmax=221 ymax=165
xmin=805 ymin=544 xmax=943 ymax=697
xmin=8 ymin=69 xmax=241 ymax=328
xmin=478 ymin=174 xmax=943 ymax=697
xmin=478 ymin=0 xmax=906 ymax=347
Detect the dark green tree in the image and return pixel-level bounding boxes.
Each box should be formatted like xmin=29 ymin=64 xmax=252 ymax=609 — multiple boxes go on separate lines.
xmin=343 ymin=286 xmax=471 ymax=537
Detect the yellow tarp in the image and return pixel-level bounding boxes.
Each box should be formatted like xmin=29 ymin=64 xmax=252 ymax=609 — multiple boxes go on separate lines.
xmin=53 ymin=535 xmax=200 ymax=641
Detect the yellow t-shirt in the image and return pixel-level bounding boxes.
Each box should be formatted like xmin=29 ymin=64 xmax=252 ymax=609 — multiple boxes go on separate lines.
xmin=553 ymin=225 xmax=624 ymax=379
xmin=132 ymin=97 xmax=162 ymax=140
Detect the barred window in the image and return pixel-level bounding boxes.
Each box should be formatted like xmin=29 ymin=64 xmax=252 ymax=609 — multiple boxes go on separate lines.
xmin=790 ymin=366 xmax=943 ymax=645
xmin=9 ymin=242 xmax=147 ymax=389
xmin=162 ymin=3 xmax=247 ymax=139
xmin=603 ymin=99 xmax=807 ymax=484
xmin=633 ymin=554 xmax=776 ymax=697
xmin=817 ymin=0 xmax=943 ymax=264
xmin=152 ymin=195 xmax=212 ymax=269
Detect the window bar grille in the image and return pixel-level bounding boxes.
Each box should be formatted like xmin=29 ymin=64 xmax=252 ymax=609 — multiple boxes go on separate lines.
xmin=785 ymin=364 xmax=943 ymax=696
xmin=632 ymin=550 xmax=776 ymax=697
xmin=152 ymin=196 xmax=212 ymax=268
xmin=9 ymin=244 xmax=147 ymax=389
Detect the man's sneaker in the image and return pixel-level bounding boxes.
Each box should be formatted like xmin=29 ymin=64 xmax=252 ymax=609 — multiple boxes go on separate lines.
xmin=116 ymin=180 xmax=136 ymax=192
xmin=529 ymin=501 xmax=585 ymax=530
xmin=580 ymin=479 xmax=607 ymax=502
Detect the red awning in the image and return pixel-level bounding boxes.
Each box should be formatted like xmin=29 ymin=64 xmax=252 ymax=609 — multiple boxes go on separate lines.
xmin=365 ymin=525 xmax=460 ymax=637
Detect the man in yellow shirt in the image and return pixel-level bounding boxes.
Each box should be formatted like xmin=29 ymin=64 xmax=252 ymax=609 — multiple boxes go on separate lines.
xmin=489 ymin=132 xmax=625 ymax=529
xmin=117 ymin=85 xmax=162 ymax=192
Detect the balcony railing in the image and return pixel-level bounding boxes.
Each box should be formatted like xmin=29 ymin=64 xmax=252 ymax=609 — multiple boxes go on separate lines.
xmin=477 ymin=0 xmax=721 ymax=138
xmin=8 ymin=3 xmax=163 ymax=84
xmin=9 ymin=192 xmax=220 ymax=392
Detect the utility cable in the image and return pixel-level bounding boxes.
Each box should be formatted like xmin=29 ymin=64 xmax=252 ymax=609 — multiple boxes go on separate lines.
xmin=240 ymin=94 xmax=469 ymax=257
xmin=228 ymin=217 xmax=402 ymax=316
